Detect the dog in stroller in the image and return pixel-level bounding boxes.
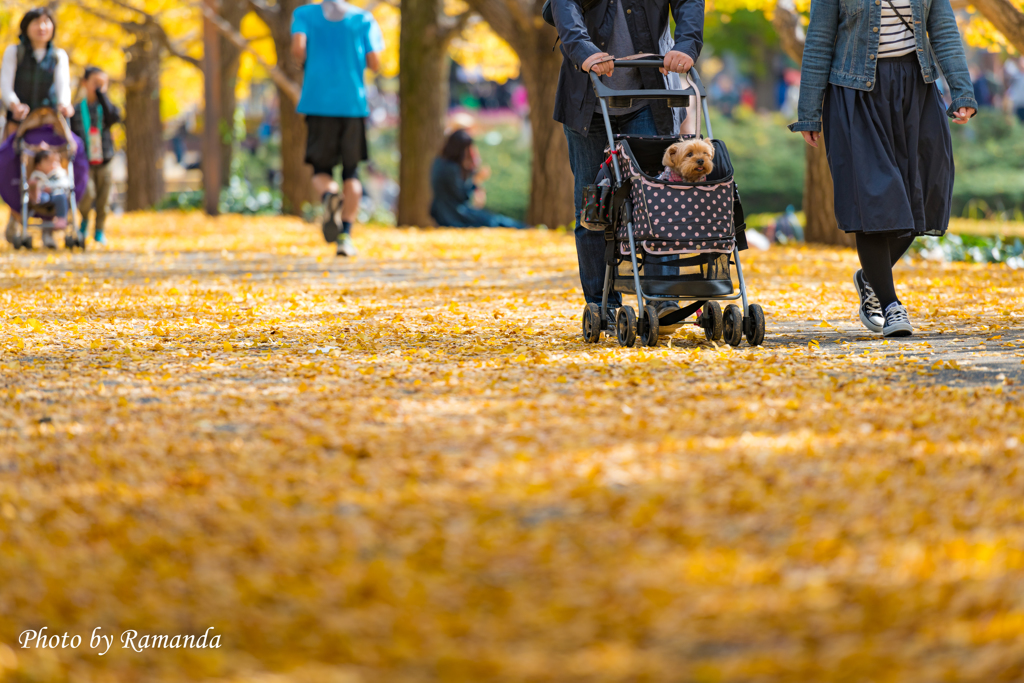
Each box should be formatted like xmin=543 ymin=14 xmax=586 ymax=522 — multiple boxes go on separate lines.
xmin=579 ymin=60 xmax=766 ymax=348
xmin=1 ymin=107 xmax=88 ymax=250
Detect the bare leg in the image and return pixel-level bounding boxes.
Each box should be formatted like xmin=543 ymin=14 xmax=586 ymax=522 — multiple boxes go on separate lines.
xmin=341 ymin=178 xmax=361 ymax=223
xmin=311 ymin=173 xmax=338 ymax=200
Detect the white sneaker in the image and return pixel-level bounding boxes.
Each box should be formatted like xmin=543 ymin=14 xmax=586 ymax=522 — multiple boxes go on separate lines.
xmin=336 ymin=234 xmax=358 ymax=257
xmin=882 ymin=302 xmax=913 ymax=338
xmin=42 ymin=230 xmax=57 ymax=249
xmin=853 ymin=269 xmax=884 ymax=333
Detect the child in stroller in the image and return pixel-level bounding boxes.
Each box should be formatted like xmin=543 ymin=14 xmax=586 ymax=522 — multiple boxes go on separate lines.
xmin=29 ymin=148 xmax=72 ymax=245
xmin=1 ymin=107 xmax=87 ymax=250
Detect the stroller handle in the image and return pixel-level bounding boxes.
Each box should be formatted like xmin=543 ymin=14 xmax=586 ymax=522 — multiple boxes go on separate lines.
xmin=590 ymin=61 xmax=712 ymax=198
xmin=589 ymin=60 xmax=706 ymax=105
xmin=13 ymin=107 xmax=78 ymax=157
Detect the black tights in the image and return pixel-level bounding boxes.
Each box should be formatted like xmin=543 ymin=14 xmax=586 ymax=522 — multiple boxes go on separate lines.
xmin=855 ymin=233 xmax=916 ymax=310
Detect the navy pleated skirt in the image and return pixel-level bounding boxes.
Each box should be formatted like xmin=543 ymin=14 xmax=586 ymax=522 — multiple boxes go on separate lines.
xmin=823 ymin=53 xmax=954 ymax=236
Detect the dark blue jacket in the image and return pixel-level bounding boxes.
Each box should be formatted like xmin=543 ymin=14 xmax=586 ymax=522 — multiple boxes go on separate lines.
xmin=552 ymin=0 xmax=704 ymax=136
xmin=430 ymin=158 xmax=514 ymax=228
xmin=789 ymin=0 xmax=977 ymax=132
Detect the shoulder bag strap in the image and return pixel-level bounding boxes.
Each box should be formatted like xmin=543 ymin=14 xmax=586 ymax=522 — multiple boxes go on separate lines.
xmin=882 ymin=0 xmax=916 ymax=35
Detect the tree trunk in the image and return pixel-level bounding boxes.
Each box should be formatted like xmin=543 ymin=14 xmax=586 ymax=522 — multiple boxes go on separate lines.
xmin=772 ymin=0 xmax=847 ymax=245
xmin=467 ymin=0 xmax=575 ymax=229
xmin=277 ymin=95 xmax=314 ymax=213
xmin=218 ymin=0 xmax=248 ymax=188
xmin=218 ymin=46 xmax=239 ymax=188
xmin=218 ymin=37 xmax=242 ymax=187
xmin=397 ymin=0 xmax=451 ymax=227
xmin=803 ymin=141 xmax=854 ymax=246
xmin=123 ymin=33 xmax=164 ymax=210
xmin=517 ymin=39 xmax=574 ymax=228
xmin=253 ymin=0 xmax=314 ymax=215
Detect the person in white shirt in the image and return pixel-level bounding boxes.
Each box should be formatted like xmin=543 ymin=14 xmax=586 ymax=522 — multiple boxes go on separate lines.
xmin=1 ymin=7 xmax=72 ymax=139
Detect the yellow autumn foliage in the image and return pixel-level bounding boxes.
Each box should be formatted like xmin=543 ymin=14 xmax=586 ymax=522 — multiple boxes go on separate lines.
xmin=1 ymin=214 xmax=1024 ymax=681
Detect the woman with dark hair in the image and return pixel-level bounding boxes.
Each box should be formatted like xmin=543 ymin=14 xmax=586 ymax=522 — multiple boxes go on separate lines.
xmin=429 ymin=129 xmax=527 ymax=229
xmin=1 ymin=7 xmax=73 ymax=138
xmin=789 ymin=0 xmax=976 ymax=337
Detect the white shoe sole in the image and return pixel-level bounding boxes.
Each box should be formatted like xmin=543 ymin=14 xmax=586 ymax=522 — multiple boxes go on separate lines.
xmin=883 ymin=323 xmax=913 ymax=338
xmin=859 ymin=309 xmax=883 ymax=334
xmin=853 ymin=272 xmax=883 ymax=333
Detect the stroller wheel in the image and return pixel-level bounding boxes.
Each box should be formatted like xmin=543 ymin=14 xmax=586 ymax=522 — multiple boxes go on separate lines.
xmin=640 ymin=304 xmax=659 ymax=347
xmin=745 ymin=304 xmax=766 ymax=347
xmin=616 ymin=306 xmax=637 ymax=348
xmin=723 ymin=304 xmax=743 ymax=347
xmin=19 ymin=234 xmax=33 ymax=250
xmin=582 ymin=303 xmax=602 ymax=343
xmin=702 ymin=301 xmax=723 ymax=342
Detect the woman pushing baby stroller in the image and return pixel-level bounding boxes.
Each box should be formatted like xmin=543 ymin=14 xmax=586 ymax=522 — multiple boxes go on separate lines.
xmin=2 ymin=7 xmax=84 ymax=249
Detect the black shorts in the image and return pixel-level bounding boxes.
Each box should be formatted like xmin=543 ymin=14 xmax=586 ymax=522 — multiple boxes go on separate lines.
xmin=304 ymin=115 xmax=368 ymax=180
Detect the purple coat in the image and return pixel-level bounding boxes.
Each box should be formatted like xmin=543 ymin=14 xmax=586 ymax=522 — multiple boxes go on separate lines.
xmin=0 ymin=126 xmax=88 ymax=211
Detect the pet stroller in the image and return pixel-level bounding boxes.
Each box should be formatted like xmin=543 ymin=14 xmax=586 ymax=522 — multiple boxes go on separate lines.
xmin=0 ymin=107 xmax=88 ymax=250
xmin=579 ymin=59 xmax=765 ymax=347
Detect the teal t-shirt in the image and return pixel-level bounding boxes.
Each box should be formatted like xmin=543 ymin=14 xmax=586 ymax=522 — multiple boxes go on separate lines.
xmin=291 ymin=4 xmax=385 ymax=118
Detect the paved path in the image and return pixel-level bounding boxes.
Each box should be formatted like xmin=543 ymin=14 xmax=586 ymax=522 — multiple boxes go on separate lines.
xmin=7 ymin=245 xmax=1022 ymax=390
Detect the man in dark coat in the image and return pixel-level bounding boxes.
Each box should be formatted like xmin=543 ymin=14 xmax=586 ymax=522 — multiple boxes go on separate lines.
xmin=69 ymin=66 xmax=121 ymax=245
xmin=552 ymin=0 xmax=703 ymax=319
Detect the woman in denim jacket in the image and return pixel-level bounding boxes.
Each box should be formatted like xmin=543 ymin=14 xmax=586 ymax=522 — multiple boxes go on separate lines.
xmin=789 ymin=0 xmax=976 ymax=337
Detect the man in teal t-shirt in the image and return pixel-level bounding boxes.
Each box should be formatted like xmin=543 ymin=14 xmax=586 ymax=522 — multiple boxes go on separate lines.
xmin=291 ymin=0 xmax=384 ymax=257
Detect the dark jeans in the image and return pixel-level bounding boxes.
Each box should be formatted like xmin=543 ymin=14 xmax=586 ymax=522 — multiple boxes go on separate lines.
xmin=564 ymin=106 xmax=676 ymax=306
xmin=39 ymin=191 xmax=68 ymax=220
xmin=462 ymin=207 xmax=528 ymax=230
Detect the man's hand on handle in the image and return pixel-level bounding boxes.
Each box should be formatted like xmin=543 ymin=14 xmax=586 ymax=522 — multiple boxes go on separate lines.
xmin=661 ymin=51 xmax=693 ymax=75
xmin=585 ymin=50 xmax=693 ymax=77
xmin=11 ymin=103 xmax=29 ymax=121
xmin=582 ymin=52 xmax=614 ymax=76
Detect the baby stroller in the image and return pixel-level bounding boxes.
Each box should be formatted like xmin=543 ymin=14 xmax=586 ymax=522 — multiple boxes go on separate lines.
xmin=0 ymin=108 xmax=88 ymax=250
xmin=579 ymin=59 xmax=765 ymax=348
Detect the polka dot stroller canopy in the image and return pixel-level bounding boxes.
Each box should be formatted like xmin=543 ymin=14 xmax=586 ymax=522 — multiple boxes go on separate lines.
xmin=614 ymin=140 xmax=738 ymax=257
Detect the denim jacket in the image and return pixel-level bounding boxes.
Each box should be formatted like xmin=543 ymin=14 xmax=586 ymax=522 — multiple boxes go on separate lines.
xmin=789 ymin=0 xmax=977 ymax=132
xmin=552 ymin=0 xmax=704 ymax=135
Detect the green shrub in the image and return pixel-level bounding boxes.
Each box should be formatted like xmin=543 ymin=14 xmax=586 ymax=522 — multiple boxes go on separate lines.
xmin=475 ymin=124 xmax=531 ymax=222
xmin=949 ymin=109 xmax=1024 ymax=218
xmin=708 ymin=108 xmax=805 ymax=214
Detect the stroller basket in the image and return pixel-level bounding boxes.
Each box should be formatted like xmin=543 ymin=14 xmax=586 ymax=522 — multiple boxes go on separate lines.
xmin=617 ymin=141 xmax=735 ymax=256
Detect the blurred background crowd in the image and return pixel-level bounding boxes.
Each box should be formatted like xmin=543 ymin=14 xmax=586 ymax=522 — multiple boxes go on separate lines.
xmin=3 ymin=0 xmax=1024 ymax=248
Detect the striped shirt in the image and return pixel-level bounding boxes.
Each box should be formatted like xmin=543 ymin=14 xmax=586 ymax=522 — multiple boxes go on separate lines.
xmin=878 ymin=0 xmax=916 ymax=58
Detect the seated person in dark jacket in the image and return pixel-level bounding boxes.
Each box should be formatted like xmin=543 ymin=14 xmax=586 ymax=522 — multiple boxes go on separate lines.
xmin=430 ymin=130 xmax=527 ymax=229
xmin=69 ymin=65 xmax=121 ymax=245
